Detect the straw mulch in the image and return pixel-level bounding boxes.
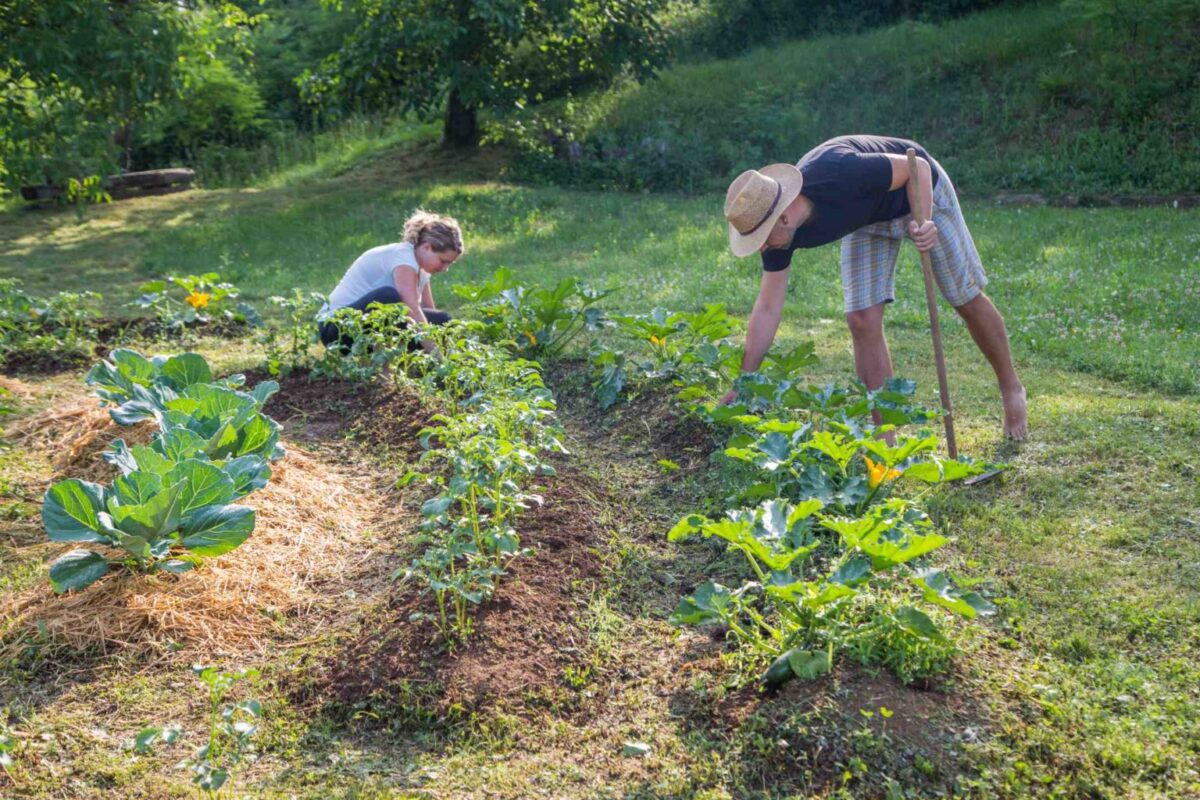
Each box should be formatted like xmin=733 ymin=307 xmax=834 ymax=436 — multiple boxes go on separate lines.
xmin=2 ymin=402 xmax=399 ymax=659
xmin=7 ymin=402 xmax=157 ymax=484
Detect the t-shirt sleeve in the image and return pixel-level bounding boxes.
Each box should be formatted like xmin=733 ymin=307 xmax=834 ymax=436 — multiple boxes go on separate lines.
xmin=840 ymin=152 xmax=894 ymax=198
xmin=761 ymin=247 xmax=793 ymax=272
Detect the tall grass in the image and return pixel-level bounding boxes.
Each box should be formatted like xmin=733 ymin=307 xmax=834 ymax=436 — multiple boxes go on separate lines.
xmin=189 ymin=115 xmax=439 ymax=189
xmin=506 ymin=2 xmax=1200 ymax=195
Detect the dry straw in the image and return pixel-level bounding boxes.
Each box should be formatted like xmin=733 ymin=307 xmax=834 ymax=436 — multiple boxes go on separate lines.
xmin=2 ymin=401 xmax=397 ymax=659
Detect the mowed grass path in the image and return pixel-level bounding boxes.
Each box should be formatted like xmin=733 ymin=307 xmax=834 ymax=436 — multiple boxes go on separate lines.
xmin=1 ymin=153 xmax=1198 ymax=797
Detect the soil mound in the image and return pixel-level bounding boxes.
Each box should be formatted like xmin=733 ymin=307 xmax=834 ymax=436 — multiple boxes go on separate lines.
xmin=305 ymin=465 xmax=605 ymax=714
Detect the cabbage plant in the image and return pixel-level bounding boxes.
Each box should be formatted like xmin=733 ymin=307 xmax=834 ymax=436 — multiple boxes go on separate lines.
xmin=42 ymin=461 xmax=256 ymax=593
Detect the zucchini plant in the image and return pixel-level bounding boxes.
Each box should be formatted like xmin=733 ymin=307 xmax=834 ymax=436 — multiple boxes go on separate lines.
xmin=667 ymin=340 xmax=1000 ymax=687
xmin=452 ymin=266 xmax=610 ymax=358
xmin=591 ymin=304 xmax=743 ymax=409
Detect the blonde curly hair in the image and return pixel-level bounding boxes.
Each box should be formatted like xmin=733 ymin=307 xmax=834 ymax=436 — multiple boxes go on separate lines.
xmin=403 ymin=209 xmax=464 ymax=254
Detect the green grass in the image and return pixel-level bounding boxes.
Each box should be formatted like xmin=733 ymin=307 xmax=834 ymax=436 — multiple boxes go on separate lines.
xmin=2 ymin=149 xmax=1195 ymax=394
xmin=506 ymin=1 xmax=1200 ymax=195
xmin=1 ymin=149 xmax=1198 ymax=797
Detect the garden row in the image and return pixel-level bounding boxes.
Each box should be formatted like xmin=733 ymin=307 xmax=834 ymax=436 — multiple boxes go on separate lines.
xmin=0 ymin=273 xmax=257 ymax=371
xmin=29 ymin=266 xmax=1003 ymax=686
xmin=449 ymin=268 xmax=1003 ymax=687
xmin=32 ymin=294 xmax=569 ymax=655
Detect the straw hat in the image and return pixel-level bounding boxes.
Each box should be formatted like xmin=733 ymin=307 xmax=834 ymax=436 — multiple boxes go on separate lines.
xmin=724 ymin=164 xmax=803 ymax=257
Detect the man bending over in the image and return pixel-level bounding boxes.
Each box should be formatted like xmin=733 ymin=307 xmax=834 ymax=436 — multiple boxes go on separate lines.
xmin=721 ymin=134 xmax=1027 ymax=439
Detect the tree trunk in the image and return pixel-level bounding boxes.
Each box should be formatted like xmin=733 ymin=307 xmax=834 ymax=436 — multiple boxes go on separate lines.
xmin=442 ymin=88 xmax=479 ymax=148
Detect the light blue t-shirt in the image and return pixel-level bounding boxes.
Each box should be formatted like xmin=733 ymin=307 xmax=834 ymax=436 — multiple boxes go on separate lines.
xmin=320 ymin=243 xmax=429 ymax=318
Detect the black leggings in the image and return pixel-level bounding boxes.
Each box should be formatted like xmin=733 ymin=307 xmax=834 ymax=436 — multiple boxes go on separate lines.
xmin=319 ymin=286 xmax=451 ymax=347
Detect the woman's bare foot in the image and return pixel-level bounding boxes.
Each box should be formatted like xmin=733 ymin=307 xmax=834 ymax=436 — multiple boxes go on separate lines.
xmin=1002 ymin=383 xmax=1028 ymax=440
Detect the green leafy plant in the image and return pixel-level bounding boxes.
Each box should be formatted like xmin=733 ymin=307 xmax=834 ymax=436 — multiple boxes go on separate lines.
xmin=132 ymin=273 xmax=257 ymax=336
xmin=86 ymin=350 xmax=283 ymax=464
xmin=670 ymin=496 xmax=995 ymax=687
xmin=376 ymin=320 xmax=567 ymax=645
xmin=187 ymin=666 xmax=262 ymax=795
xmin=591 ymin=304 xmax=742 ymax=408
xmin=313 ymin=302 xmax=419 ymax=382
xmin=453 ymin=267 xmax=610 ymax=358
xmin=133 ymin=666 xmax=262 ymax=797
xmin=258 ymin=290 xmax=326 ymax=377
xmin=42 ymin=461 xmax=258 ymax=593
xmin=65 ymin=175 xmax=111 ymax=221
xmin=665 ymin=336 xmax=999 ymax=688
xmin=0 ymin=279 xmax=101 ymax=369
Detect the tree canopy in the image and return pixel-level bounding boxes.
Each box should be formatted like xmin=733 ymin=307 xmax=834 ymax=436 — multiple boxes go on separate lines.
xmin=299 ymin=0 xmax=668 ymax=146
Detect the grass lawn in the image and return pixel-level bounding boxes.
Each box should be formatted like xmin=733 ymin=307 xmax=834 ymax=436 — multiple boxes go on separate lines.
xmin=0 ymin=149 xmax=1197 ymax=798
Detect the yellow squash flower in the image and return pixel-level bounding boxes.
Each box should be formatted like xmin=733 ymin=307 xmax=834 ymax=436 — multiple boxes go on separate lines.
xmin=524 ymin=330 xmax=537 ymax=345
xmin=649 ymin=335 xmax=665 ymax=347
xmin=864 ymin=456 xmax=902 ymax=489
xmin=185 ymin=291 xmax=211 ymax=310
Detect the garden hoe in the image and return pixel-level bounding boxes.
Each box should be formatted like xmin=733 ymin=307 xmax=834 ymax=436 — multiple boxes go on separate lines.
xmin=906 ymin=148 xmax=1002 ymax=487
xmin=906 ymin=147 xmax=958 ymax=460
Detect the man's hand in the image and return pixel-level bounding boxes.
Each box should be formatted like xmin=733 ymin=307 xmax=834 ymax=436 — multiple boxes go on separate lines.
xmin=907 ymin=219 xmax=938 ymax=252
xmin=718 ymin=389 xmax=738 ymax=406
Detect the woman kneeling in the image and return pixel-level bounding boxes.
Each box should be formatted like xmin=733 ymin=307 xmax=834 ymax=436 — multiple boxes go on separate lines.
xmin=318 ymin=210 xmax=463 ymax=352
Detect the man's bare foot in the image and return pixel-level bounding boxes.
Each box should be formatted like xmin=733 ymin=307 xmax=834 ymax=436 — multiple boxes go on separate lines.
xmin=1002 ymin=383 xmax=1028 ymax=440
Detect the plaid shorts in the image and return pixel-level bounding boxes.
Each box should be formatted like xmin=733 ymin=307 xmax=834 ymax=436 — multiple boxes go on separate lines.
xmin=840 ymin=165 xmax=986 ymax=313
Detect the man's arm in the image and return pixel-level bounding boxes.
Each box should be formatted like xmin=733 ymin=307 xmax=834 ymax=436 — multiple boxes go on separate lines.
xmin=741 ymin=267 xmax=790 ymax=372
xmin=883 ymin=153 xmax=937 ymax=251
xmin=719 ymin=268 xmax=790 ymax=403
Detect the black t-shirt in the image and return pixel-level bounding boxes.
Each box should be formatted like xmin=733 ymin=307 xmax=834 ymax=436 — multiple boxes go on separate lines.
xmin=761 ymin=135 xmax=942 ymax=272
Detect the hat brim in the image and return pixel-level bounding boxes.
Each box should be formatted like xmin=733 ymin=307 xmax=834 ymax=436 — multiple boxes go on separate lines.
xmin=727 ymin=163 xmax=804 ymax=258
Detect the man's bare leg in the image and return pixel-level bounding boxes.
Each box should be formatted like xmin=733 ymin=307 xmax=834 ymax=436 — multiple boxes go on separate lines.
xmin=953 ymin=292 xmax=1028 ymax=439
xmin=846 ymin=303 xmax=898 ymax=443
xmin=847 ymin=303 xmax=894 ymax=390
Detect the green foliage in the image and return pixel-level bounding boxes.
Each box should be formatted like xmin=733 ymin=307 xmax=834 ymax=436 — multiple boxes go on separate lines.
xmin=301 ymin=0 xmax=669 ymax=145
xmin=0 ymin=278 xmax=101 ymax=370
xmin=42 ymin=467 xmax=256 ymax=592
xmin=452 ymin=267 xmax=610 ymax=359
xmin=44 ymin=349 xmax=282 ymax=593
xmin=0 ymin=0 xmax=187 ymax=193
xmin=590 ymin=304 xmax=742 ymax=408
xmin=507 ymin=2 xmax=1200 ymax=194
xmin=668 ymin=0 xmax=1010 ymax=60
xmin=393 ymin=325 xmax=565 ymax=644
xmin=131 ymin=272 xmax=258 ymax=337
xmin=187 ymin=666 xmax=262 ymax=794
xmin=310 ymin=311 xmax=564 ymax=645
xmin=134 ymin=666 xmax=263 ymax=796
xmin=258 ymin=290 xmax=327 ymax=377
xmin=668 ymin=346 xmax=997 ymax=688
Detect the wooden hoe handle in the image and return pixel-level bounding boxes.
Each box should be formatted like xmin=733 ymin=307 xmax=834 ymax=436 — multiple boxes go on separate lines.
xmin=906 ymin=147 xmax=958 ymax=459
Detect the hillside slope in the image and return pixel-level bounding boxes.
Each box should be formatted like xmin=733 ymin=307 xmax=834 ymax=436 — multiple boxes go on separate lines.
xmin=508 ymin=1 xmax=1200 ymax=196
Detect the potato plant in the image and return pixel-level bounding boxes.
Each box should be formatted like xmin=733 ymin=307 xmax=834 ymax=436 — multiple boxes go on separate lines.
xmin=0 ymin=278 xmax=101 ymax=368
xmin=257 ymin=289 xmax=327 ymax=377
xmin=316 ymin=316 xmax=567 ymax=645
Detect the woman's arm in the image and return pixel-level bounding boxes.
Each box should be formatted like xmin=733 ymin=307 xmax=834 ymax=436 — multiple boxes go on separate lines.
xmin=421 ymin=280 xmax=435 ymax=310
xmin=392 ymin=266 xmax=429 ymax=324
